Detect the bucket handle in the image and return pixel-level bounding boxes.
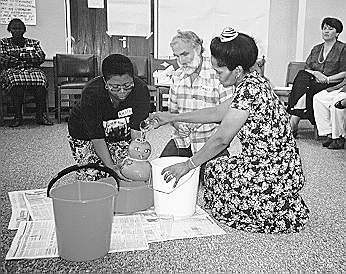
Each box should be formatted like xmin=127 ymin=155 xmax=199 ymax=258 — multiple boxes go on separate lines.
xmin=47 ymin=163 xmax=120 ymax=197
xmin=148 ymin=167 xmax=198 ymax=194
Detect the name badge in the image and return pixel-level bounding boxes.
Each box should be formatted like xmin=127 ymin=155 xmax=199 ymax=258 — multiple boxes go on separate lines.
xmin=201 ymin=85 xmax=213 ymax=92
xmin=118 ymin=108 xmax=133 ymax=118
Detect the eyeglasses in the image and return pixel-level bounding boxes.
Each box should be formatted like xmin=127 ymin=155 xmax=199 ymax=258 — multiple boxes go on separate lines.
xmin=105 ymin=82 xmax=134 ymax=92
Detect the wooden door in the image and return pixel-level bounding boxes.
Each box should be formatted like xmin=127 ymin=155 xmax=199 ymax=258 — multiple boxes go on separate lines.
xmin=70 ymin=0 xmax=153 ymax=73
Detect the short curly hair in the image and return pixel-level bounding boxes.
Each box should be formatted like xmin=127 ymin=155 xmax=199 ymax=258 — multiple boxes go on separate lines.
xmin=101 ymin=54 xmax=134 ymax=80
xmin=7 ymin=18 xmax=26 ymax=32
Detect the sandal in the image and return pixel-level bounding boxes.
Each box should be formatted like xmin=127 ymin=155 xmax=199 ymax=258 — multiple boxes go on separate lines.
xmin=335 ymin=100 xmax=346 ymax=109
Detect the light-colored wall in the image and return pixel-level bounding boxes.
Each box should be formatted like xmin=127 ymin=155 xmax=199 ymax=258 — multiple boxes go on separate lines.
xmin=267 ymin=0 xmax=346 ymax=86
xmin=304 ymin=0 xmax=346 ymax=58
xmin=0 ymin=0 xmax=66 ymax=60
xmin=1 ymin=0 xmax=345 ymax=86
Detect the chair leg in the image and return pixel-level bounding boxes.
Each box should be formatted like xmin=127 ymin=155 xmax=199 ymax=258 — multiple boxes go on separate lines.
xmin=0 ymin=90 xmax=4 ymax=127
xmin=314 ymin=125 xmax=318 ymax=141
xmin=46 ymin=93 xmax=49 ymax=117
xmin=156 ymin=88 xmax=161 ymax=112
xmin=57 ymin=88 xmax=61 ymax=123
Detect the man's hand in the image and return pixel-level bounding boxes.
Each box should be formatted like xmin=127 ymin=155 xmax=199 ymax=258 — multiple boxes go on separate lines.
xmin=173 ymin=122 xmax=191 ymax=137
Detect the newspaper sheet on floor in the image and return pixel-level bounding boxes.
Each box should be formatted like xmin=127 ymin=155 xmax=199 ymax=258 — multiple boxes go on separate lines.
xmin=7 ymin=188 xmax=226 ymax=259
xmin=8 ymin=191 xmax=31 ymax=230
xmin=6 ymin=215 xmax=148 ymax=260
xmin=8 ymin=188 xmax=53 ymax=229
xmin=135 ymin=206 xmax=227 ymax=243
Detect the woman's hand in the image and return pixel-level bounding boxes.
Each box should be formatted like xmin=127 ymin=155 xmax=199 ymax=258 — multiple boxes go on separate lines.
xmin=313 ymin=71 xmax=329 ymax=84
xmin=172 ymin=122 xmax=201 ymax=137
xmin=9 ymin=51 xmax=21 ymax=58
xmin=149 ymin=112 xmax=173 ymax=128
xmin=161 ymin=160 xmax=191 ymax=188
xmin=110 ymin=164 xmax=132 ymax=181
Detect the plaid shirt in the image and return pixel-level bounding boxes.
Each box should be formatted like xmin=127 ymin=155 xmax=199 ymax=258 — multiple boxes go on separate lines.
xmin=1 ymin=37 xmax=47 ymax=91
xmin=169 ymin=56 xmax=234 ymax=154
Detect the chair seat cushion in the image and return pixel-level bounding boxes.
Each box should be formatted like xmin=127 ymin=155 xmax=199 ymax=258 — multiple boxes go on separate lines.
xmin=273 ymin=86 xmax=291 ymax=96
xmin=58 ymin=81 xmax=88 ymax=89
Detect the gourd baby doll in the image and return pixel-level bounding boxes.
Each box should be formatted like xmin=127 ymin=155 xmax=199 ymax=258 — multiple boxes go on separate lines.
xmin=120 ymin=138 xmax=152 ymax=181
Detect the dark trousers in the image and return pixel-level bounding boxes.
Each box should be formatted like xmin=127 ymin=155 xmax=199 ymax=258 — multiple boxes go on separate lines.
xmin=287 ymin=70 xmax=337 ymax=124
xmin=10 ymin=85 xmax=47 ymax=118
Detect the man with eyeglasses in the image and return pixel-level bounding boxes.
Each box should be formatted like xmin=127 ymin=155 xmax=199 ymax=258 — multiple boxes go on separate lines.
xmin=67 ymin=54 xmax=151 ymax=181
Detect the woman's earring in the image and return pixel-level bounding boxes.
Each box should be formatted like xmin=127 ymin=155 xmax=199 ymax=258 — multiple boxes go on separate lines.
xmin=235 ymin=74 xmax=240 ymax=84
xmin=235 ymin=73 xmax=241 ymax=85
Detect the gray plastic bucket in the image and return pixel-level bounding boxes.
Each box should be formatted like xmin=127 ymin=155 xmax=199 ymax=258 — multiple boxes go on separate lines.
xmin=47 ymin=164 xmax=119 ymax=262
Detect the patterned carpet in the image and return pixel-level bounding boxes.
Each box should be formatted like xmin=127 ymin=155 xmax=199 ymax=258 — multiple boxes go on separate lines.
xmin=1 ymin=119 xmax=345 ymax=273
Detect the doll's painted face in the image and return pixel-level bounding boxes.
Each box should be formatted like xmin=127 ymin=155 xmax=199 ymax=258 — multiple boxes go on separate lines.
xmin=128 ymin=138 xmax=151 ymax=160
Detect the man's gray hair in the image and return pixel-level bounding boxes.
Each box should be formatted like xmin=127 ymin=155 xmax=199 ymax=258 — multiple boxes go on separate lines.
xmin=170 ymin=29 xmax=205 ymax=54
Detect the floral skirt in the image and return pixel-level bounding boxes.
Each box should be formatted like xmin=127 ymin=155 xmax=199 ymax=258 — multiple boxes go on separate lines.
xmin=67 ymin=135 xmax=130 ymax=181
xmin=204 ymin=155 xmax=310 ymax=234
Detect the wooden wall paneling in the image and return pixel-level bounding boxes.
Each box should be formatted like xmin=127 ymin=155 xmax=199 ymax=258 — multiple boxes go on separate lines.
xmin=70 ymin=0 xmax=152 ymax=69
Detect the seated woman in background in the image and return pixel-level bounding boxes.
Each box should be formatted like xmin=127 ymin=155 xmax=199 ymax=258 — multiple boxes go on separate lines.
xmin=287 ymin=17 xmax=346 ymax=137
xmin=313 ymin=78 xmax=346 ymax=149
xmin=0 ymin=18 xmax=53 ymax=127
xmin=67 ymin=54 xmax=151 ymax=181
xmin=149 ymin=27 xmax=309 ymax=234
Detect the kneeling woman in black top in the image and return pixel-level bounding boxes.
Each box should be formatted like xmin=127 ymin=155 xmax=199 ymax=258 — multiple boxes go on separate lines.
xmin=67 ymin=54 xmax=151 ymax=181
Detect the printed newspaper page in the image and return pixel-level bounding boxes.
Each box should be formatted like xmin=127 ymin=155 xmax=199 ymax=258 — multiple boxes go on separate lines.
xmin=8 ymin=188 xmax=53 ymax=230
xmin=22 ymin=188 xmax=54 ymax=221
xmin=8 ymin=191 xmax=31 ymax=230
xmin=6 ymin=215 xmax=148 ymax=260
xmin=141 ymin=214 xmax=226 ymax=243
xmin=6 ymin=220 xmax=58 ymax=260
xmin=136 ymin=206 xmax=227 ymax=243
xmin=109 ymin=214 xmax=149 ymax=252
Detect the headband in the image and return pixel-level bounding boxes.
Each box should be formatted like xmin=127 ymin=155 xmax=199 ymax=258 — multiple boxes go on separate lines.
xmin=219 ymin=27 xmax=238 ymax=42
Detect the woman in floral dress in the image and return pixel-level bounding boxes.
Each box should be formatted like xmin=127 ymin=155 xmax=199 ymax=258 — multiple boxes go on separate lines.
xmin=150 ymin=27 xmax=309 ymax=233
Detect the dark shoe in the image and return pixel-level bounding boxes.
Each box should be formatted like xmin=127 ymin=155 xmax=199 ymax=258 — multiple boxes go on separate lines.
xmin=290 ymin=115 xmax=300 ymax=138
xmin=335 ymin=100 xmax=346 ymax=109
xmin=9 ymin=117 xmax=22 ymax=127
xmin=328 ymin=138 xmax=345 ymax=150
xmin=292 ymin=128 xmax=298 ymax=138
xmin=36 ymin=115 xmax=53 ymax=126
xmin=322 ymin=137 xmax=333 ymax=147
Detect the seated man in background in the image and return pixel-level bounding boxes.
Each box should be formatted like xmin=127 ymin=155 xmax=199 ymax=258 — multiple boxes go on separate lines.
xmin=313 ymin=77 xmax=346 ymax=149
